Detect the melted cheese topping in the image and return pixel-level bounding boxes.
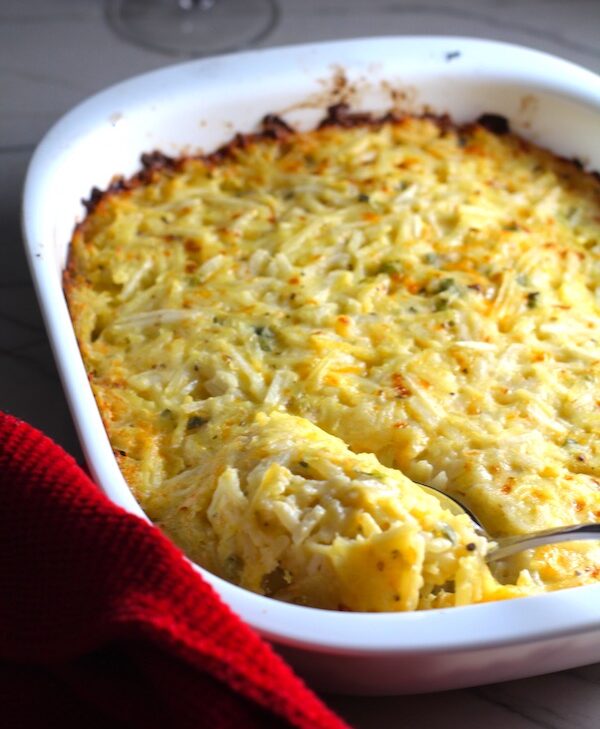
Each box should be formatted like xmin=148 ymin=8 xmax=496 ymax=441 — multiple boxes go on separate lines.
xmin=66 ymin=115 xmax=600 ymax=610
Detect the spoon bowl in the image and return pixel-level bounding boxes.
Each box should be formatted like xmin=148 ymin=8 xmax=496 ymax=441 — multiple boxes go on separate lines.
xmin=417 ymin=481 xmax=600 ymax=562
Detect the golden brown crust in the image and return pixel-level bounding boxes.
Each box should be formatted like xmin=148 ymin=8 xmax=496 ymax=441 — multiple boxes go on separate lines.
xmin=77 ymin=105 xmax=600 ymax=224
xmin=77 ymin=105 xmax=456 ymax=217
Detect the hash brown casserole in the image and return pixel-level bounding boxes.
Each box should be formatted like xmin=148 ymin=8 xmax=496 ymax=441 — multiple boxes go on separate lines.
xmin=65 ymin=106 xmax=600 ymax=611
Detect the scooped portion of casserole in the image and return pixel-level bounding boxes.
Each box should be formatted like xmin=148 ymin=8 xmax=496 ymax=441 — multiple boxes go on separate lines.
xmin=65 ymin=107 xmax=600 ymax=610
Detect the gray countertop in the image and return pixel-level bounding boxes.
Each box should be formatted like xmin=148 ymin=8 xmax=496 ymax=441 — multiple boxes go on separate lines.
xmin=2 ymin=1 xmax=599 ymax=726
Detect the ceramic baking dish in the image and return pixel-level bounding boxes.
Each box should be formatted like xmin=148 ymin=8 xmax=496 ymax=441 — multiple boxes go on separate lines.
xmin=22 ymin=36 xmax=600 ymax=694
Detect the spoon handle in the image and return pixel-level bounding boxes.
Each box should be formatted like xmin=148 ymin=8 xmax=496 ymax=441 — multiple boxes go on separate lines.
xmin=487 ymin=523 xmax=600 ymax=562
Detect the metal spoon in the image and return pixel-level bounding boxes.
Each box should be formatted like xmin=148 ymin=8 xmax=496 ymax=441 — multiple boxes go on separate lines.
xmin=418 ymin=482 xmax=600 ymax=562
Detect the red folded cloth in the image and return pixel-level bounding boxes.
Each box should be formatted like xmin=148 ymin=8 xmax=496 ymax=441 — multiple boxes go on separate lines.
xmin=0 ymin=412 xmax=349 ymax=729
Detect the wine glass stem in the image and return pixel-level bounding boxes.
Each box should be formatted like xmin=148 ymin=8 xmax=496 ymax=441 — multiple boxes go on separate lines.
xmin=179 ymin=0 xmax=216 ymax=10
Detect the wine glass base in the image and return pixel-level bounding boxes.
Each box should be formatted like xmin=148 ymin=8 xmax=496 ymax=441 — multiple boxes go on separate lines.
xmin=106 ymin=0 xmax=279 ymax=57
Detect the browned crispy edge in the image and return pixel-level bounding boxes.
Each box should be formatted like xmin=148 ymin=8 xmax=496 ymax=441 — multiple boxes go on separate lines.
xmin=64 ymin=103 xmax=600 ymax=294
xmin=72 ymin=104 xmax=600 ymax=221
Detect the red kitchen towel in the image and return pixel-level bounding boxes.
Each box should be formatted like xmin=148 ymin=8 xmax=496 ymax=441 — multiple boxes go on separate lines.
xmin=0 ymin=412 xmax=349 ymax=729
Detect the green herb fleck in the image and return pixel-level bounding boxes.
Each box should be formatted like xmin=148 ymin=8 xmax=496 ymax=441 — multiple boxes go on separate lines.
xmin=224 ymin=554 xmax=244 ymax=581
xmin=253 ymin=325 xmax=276 ymax=351
xmin=354 ymin=469 xmax=387 ymax=481
xmin=357 ymin=193 xmax=370 ymax=203
xmin=187 ymin=416 xmax=208 ymax=430
xmin=378 ymin=261 xmax=400 ymax=275
xmin=438 ymin=523 xmax=458 ymax=545
xmin=566 ymin=206 xmax=578 ymax=219
xmin=261 ymin=565 xmax=291 ymax=596
xmin=432 ymin=580 xmax=456 ymax=595
xmin=526 ymin=291 xmax=540 ymax=309
xmin=437 ymin=277 xmax=456 ymax=293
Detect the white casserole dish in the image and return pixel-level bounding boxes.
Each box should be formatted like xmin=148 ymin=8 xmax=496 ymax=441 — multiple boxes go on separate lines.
xmin=22 ymin=36 xmax=600 ymax=694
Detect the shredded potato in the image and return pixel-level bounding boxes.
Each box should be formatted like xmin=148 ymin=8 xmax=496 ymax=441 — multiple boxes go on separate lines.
xmin=65 ymin=110 xmax=600 ymax=611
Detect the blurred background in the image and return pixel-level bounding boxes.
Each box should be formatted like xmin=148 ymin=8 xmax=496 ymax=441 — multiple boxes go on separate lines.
xmin=2 ymin=3 xmax=600 ymax=726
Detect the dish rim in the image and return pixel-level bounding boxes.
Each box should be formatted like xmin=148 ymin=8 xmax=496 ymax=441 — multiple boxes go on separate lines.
xmin=22 ymin=35 xmax=600 ymax=656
